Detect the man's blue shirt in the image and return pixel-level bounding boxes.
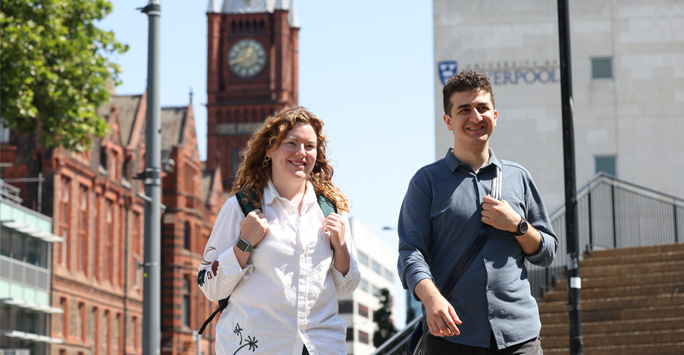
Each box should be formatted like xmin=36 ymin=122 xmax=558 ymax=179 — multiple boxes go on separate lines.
xmin=398 ymin=149 xmax=558 ymax=349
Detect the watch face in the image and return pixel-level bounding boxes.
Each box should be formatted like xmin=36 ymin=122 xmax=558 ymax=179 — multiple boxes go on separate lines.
xmin=228 ymin=39 xmax=266 ymax=78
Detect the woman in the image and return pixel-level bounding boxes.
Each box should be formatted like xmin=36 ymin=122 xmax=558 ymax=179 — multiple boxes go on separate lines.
xmin=197 ymin=106 xmax=360 ymax=355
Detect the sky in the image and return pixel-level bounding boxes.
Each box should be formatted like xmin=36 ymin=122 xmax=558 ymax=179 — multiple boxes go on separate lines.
xmin=100 ymin=0 xmax=436 ymax=327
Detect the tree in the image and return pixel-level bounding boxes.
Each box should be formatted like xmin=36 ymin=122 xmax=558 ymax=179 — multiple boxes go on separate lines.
xmin=0 ymin=0 xmax=128 ymax=151
xmin=373 ymin=288 xmax=397 ymax=348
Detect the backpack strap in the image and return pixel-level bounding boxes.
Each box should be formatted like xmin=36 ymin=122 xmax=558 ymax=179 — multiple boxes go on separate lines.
xmin=199 ymin=188 xmax=338 ymax=335
xmin=317 ymin=193 xmax=338 ymax=218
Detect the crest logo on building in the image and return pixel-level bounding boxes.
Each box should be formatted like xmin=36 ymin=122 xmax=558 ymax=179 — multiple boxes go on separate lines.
xmin=438 ymin=61 xmax=458 ymax=85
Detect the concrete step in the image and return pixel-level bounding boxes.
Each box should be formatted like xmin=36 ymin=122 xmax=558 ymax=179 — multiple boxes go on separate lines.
xmin=541 ymin=282 xmax=683 ymax=302
xmin=546 ymin=270 xmax=684 ymax=291
xmin=580 ymin=259 xmax=684 ymax=278
xmin=538 ymin=293 xmax=684 ymax=314
xmin=542 ymin=328 xmax=684 ymax=349
xmin=543 ymin=342 xmax=684 ymax=355
xmin=541 ymin=316 xmax=684 ymax=336
xmin=540 ymin=304 xmax=684 ymax=324
xmin=584 ymin=243 xmax=684 ymax=258
xmin=580 ymin=249 xmax=684 ymax=267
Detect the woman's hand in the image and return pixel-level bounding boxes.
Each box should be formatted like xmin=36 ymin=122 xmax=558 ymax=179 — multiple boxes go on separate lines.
xmin=323 ymin=212 xmax=346 ymax=250
xmin=324 ymin=213 xmax=350 ymax=276
xmin=239 ymin=209 xmax=269 ymax=246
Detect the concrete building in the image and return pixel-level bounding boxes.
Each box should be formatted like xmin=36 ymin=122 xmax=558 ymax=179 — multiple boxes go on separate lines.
xmin=433 ymin=0 xmax=684 ymax=209
xmin=339 ymin=219 xmax=399 ymax=355
xmin=0 ymin=180 xmax=64 ymax=354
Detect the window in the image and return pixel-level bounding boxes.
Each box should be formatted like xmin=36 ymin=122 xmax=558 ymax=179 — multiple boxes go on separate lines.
xmin=338 ymin=300 xmax=353 ymax=314
xmin=132 ymin=316 xmax=139 ymax=351
xmin=346 ymin=327 xmax=354 ymax=341
xmin=184 ymin=222 xmax=192 ymax=251
xmin=0 ymin=118 xmax=10 ymax=143
xmin=182 ymin=278 xmax=191 ymax=327
xmin=60 ymin=297 xmax=67 ymax=336
xmin=105 ymin=200 xmax=113 ymax=282
xmin=92 ymin=307 xmax=99 ymax=353
xmin=357 ymin=251 xmax=369 ymax=266
xmin=79 ymin=185 xmax=89 ymax=274
xmin=372 ymin=260 xmax=382 ymax=274
xmin=0 ymin=227 xmax=11 ymax=257
xmin=359 ymin=279 xmax=369 ymax=292
xmin=132 ymin=211 xmax=142 ymax=289
xmin=358 ymin=330 xmax=370 ymax=344
xmin=384 ymin=268 xmax=394 ymax=282
xmin=77 ymin=302 xmax=85 ymax=341
xmin=114 ymin=313 xmax=122 ymax=354
xmin=60 ymin=177 xmax=71 ymax=267
xmin=103 ymin=310 xmax=111 ymax=355
xmin=358 ymin=304 xmax=369 ymax=318
xmin=372 ymin=285 xmax=382 ymax=298
xmin=591 ymin=57 xmax=613 ymax=80
xmin=595 ymin=155 xmax=617 ymax=177
xmin=100 ymin=147 xmax=108 ymax=172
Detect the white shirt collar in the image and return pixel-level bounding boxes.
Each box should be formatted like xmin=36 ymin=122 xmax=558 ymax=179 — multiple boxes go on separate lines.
xmin=263 ymin=179 xmax=317 ymax=210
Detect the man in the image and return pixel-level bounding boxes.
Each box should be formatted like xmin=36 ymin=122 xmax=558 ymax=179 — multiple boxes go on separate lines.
xmin=398 ymin=70 xmax=558 ymax=354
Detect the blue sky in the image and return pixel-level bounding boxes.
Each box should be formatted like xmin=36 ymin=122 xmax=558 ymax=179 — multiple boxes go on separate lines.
xmin=101 ymin=1 xmax=436 ymax=327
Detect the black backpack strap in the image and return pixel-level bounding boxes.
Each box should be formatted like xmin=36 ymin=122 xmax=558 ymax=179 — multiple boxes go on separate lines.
xmin=235 ymin=189 xmax=260 ymax=215
xmin=199 ymin=190 xmax=258 ymax=335
xmin=198 ymin=298 xmax=229 ymax=335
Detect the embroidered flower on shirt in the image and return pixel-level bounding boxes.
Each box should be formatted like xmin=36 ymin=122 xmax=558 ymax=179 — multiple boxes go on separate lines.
xmin=196 ymin=269 xmax=207 ymax=286
xmin=233 ymin=323 xmax=258 ymax=354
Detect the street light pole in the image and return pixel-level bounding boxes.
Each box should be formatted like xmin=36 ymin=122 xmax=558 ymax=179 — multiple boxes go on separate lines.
xmin=141 ymin=1 xmax=162 ymax=354
xmin=557 ymin=0 xmax=583 ymax=353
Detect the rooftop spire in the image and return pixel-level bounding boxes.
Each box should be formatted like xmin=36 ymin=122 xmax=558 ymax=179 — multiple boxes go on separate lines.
xmin=288 ymin=0 xmax=299 ymax=27
xmin=207 ymin=0 xmax=221 ymax=13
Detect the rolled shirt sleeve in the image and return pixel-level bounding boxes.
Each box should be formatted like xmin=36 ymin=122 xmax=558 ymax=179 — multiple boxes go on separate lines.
xmin=197 ymin=197 xmax=253 ymax=303
xmin=397 ymin=168 xmax=434 ymax=299
xmin=332 ymin=213 xmax=361 ymax=299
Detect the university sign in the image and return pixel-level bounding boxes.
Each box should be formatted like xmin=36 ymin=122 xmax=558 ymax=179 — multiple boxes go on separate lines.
xmin=438 ymin=60 xmax=561 ymax=86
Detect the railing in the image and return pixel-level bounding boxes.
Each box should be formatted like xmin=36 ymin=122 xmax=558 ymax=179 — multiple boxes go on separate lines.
xmin=373 ymin=173 xmax=684 ymax=354
xmin=527 ymin=172 xmax=684 ymax=298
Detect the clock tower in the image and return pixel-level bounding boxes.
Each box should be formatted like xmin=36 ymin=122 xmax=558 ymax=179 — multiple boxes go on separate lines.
xmin=206 ymin=0 xmax=300 ymax=189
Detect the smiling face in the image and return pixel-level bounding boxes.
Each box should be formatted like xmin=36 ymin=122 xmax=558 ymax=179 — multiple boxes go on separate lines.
xmin=268 ymin=122 xmax=318 ymax=190
xmin=443 ymin=89 xmax=498 ymax=152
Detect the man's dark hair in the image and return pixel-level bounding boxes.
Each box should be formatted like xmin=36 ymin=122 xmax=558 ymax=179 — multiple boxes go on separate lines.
xmin=442 ymin=70 xmax=495 ymax=115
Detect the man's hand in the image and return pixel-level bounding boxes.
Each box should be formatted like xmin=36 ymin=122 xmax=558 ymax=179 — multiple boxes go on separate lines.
xmin=415 ymin=279 xmax=462 ymax=337
xmin=480 ymin=195 xmax=519 ymax=233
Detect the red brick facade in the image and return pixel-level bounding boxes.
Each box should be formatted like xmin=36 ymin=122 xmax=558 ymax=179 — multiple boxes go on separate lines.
xmin=1 ymin=92 xmax=223 ymax=354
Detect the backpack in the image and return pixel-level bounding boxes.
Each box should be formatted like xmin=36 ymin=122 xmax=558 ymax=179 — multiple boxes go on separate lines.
xmin=197 ymin=188 xmax=337 ymax=335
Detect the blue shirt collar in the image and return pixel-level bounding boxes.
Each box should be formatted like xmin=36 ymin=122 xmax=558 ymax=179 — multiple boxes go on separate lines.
xmin=444 ymin=148 xmax=502 ymax=173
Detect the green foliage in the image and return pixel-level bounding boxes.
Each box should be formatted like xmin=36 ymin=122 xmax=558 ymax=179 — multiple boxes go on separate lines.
xmin=0 ymin=0 xmax=128 ymax=151
xmin=373 ymin=288 xmax=397 ymax=348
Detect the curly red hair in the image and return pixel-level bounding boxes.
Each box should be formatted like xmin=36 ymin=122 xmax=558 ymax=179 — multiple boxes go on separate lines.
xmin=231 ymin=106 xmax=349 ymax=212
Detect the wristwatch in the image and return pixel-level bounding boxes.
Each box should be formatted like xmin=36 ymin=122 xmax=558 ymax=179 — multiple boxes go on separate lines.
xmin=235 ymin=237 xmax=254 ymax=253
xmin=514 ymin=216 xmax=529 ymax=236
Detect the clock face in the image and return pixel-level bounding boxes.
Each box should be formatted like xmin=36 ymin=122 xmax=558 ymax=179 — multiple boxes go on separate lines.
xmin=228 ymin=39 xmax=266 ymax=78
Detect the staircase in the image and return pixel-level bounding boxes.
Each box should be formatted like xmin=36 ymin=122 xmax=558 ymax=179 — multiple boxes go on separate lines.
xmin=539 ymin=243 xmax=684 ymax=354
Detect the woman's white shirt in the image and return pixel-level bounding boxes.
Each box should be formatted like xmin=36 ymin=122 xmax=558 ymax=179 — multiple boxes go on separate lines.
xmin=198 ymin=180 xmax=360 ymax=355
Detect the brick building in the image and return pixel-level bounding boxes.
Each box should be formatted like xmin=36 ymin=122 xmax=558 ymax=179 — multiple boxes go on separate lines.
xmin=158 ymin=98 xmax=224 ymax=354
xmin=0 ymin=91 xmax=223 ymax=354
